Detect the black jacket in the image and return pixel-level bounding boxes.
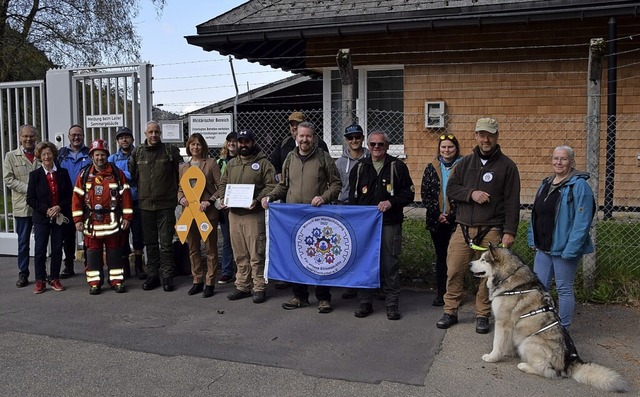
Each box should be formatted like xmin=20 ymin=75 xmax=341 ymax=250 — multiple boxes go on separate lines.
xmin=348 ymin=155 xmax=415 ymax=225
xmin=26 ymin=165 xmax=73 ymax=224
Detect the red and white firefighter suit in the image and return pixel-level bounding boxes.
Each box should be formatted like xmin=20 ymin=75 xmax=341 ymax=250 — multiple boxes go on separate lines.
xmin=72 ymin=163 xmax=133 ymax=288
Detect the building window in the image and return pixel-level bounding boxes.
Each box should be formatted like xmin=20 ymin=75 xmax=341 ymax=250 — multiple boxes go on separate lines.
xmin=324 ymin=67 xmax=404 ymax=156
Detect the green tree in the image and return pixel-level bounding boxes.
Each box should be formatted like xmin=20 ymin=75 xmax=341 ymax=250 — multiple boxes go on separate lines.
xmin=0 ymin=0 xmax=165 ymax=81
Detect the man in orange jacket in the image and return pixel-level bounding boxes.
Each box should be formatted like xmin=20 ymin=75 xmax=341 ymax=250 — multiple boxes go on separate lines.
xmin=72 ymin=139 xmax=133 ymax=295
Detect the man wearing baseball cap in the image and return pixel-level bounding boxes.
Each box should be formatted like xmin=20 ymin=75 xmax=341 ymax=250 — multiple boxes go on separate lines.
xmin=109 ymin=127 xmax=146 ymax=280
xmin=215 ymin=129 xmax=276 ymax=303
xmin=436 ymin=117 xmax=521 ymax=334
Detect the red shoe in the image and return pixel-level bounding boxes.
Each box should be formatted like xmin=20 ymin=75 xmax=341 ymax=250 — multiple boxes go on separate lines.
xmin=49 ymin=279 xmax=65 ymax=292
xmin=33 ymin=280 xmax=46 ymax=294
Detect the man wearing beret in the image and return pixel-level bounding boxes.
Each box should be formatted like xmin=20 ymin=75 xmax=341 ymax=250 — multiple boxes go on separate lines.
xmin=436 ymin=117 xmax=521 ymax=334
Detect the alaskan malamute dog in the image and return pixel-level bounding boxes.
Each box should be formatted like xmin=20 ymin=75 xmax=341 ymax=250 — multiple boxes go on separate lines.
xmin=469 ymin=245 xmax=629 ymax=393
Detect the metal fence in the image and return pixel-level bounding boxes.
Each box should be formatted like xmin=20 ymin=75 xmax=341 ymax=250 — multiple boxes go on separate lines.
xmin=164 ymin=109 xmax=640 ymax=281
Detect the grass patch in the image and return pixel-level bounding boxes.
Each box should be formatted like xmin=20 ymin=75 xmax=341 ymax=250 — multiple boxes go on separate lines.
xmin=400 ymin=218 xmax=640 ymax=304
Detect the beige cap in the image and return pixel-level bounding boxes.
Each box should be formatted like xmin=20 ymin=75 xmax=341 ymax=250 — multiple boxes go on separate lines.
xmin=475 ymin=118 xmax=499 ymax=134
xmin=288 ymin=111 xmax=305 ymax=123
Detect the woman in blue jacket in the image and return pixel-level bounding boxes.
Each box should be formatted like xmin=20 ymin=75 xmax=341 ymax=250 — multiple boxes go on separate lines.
xmin=527 ymin=145 xmax=595 ymax=329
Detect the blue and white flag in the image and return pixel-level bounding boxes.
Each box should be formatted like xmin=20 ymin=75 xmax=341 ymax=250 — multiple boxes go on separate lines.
xmin=265 ymin=203 xmax=382 ymax=288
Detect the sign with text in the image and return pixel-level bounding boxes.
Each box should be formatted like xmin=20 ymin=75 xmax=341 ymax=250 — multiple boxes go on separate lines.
xmin=189 ymin=114 xmax=233 ymax=148
xmin=86 ymin=114 xmax=123 ymax=128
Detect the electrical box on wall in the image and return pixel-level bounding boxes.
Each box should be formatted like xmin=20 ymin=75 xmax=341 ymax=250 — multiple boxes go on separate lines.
xmin=425 ymin=101 xmax=445 ymax=128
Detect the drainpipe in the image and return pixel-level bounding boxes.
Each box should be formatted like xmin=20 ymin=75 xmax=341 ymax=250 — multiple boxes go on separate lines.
xmin=603 ymin=17 xmax=617 ymax=219
xmin=229 ymin=56 xmax=239 ymax=131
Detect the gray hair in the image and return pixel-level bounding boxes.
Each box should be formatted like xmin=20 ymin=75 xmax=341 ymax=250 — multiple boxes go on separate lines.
xmin=554 ymin=145 xmax=575 ymax=161
xmin=297 ymin=121 xmax=316 ymax=132
xmin=146 ymin=120 xmax=161 ymax=130
xmin=368 ymin=131 xmax=390 ymax=144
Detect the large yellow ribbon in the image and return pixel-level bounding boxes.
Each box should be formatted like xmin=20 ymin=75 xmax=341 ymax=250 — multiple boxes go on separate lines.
xmin=175 ymin=165 xmax=212 ymax=244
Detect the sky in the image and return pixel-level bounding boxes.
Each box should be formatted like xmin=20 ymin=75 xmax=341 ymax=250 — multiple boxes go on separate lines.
xmin=135 ymin=0 xmax=292 ymax=115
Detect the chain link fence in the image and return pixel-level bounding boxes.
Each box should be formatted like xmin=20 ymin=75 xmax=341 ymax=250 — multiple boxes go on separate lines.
xmin=165 ymin=109 xmax=640 ymax=284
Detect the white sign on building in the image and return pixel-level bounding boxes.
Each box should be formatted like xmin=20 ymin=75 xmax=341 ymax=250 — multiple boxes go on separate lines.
xmin=189 ymin=114 xmax=233 ymax=148
xmin=86 ymin=114 xmax=124 ymax=128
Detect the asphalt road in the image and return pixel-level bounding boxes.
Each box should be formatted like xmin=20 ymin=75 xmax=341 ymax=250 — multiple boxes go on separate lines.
xmin=1 ymin=256 xmax=637 ymax=396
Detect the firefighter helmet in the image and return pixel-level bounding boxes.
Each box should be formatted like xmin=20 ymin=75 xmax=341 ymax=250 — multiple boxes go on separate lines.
xmin=89 ymin=139 xmax=110 ymax=156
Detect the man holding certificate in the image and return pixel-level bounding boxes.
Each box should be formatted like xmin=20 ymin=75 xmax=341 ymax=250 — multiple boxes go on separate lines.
xmin=214 ymin=129 xmax=276 ymax=304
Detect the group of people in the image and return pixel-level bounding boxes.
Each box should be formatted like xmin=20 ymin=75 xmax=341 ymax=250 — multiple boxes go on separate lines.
xmin=421 ymin=118 xmax=594 ymax=333
xmin=4 ymin=113 xmax=594 ymax=328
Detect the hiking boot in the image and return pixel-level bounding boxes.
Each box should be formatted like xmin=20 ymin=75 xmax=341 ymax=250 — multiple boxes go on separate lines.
xmin=386 ymin=305 xmax=401 ymax=320
xmin=227 ymin=289 xmax=251 ymax=301
xmin=142 ymin=277 xmax=160 ymax=291
xmin=432 ymin=296 xmax=445 ymax=307
xmin=252 ymin=291 xmax=266 ymax=304
xmin=217 ymin=274 xmax=234 ymax=284
xmin=60 ymin=264 xmax=75 ymax=279
xmin=318 ymin=300 xmax=332 ymax=314
xmin=33 ymin=280 xmax=46 ymax=294
xmin=354 ymin=303 xmax=373 ymax=318
xmin=282 ymin=296 xmax=310 ymax=310
xmin=89 ymin=285 xmax=101 ymax=295
xmin=163 ymin=278 xmax=174 ymax=292
xmin=476 ymin=316 xmax=491 ymax=334
xmin=436 ymin=313 xmax=458 ymax=329
xmin=16 ymin=274 xmax=28 ymax=288
xmin=202 ymin=285 xmax=215 ymax=298
xmin=188 ymin=283 xmax=204 ymax=296
xmin=49 ymin=279 xmax=65 ymax=292
xmin=113 ymin=283 xmax=126 ymax=293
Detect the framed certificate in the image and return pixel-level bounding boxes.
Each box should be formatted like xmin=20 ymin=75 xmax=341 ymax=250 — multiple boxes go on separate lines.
xmin=224 ymin=184 xmax=255 ymax=208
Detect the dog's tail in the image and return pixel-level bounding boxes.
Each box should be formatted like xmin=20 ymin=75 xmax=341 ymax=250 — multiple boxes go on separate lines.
xmin=570 ymin=362 xmax=630 ymax=393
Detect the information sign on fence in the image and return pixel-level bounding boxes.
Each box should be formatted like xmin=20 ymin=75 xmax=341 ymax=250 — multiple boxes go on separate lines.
xmin=189 ymin=113 xmax=233 ymax=148
xmin=86 ymin=114 xmax=124 ymax=128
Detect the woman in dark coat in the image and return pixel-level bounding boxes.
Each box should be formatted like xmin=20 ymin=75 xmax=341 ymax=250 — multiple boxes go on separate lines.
xmin=27 ymin=141 xmax=73 ymax=294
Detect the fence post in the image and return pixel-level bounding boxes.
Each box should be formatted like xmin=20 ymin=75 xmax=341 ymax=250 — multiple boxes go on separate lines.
xmin=584 ymin=37 xmax=604 ymax=290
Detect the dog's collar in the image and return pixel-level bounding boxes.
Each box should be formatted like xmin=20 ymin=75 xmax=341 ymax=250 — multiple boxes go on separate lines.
xmin=519 ymin=305 xmax=555 ymax=319
xmin=499 ymin=288 xmax=537 ymax=296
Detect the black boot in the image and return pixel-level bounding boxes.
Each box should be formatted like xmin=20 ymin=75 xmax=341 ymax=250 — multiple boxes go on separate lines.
xmin=134 ymin=255 xmax=147 ymax=280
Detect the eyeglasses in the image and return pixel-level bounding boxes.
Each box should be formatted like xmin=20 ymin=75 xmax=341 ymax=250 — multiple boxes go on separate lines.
xmin=552 ymin=157 xmax=570 ymax=163
xmin=439 ymin=134 xmax=455 ymax=140
xmin=345 ymin=134 xmax=363 ymax=141
xmin=369 ymin=142 xmax=385 ymax=148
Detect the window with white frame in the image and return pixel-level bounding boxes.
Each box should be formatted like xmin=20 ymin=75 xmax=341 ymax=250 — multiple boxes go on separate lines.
xmin=323 ymin=66 xmax=404 ymax=156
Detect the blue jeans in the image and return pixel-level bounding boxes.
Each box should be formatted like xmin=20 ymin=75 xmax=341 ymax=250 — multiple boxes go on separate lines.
xmin=33 ymin=222 xmax=64 ymax=281
xmin=533 ymin=250 xmax=580 ymax=328
xmin=219 ymin=211 xmax=235 ymax=277
xmin=15 ymin=216 xmax=33 ymax=277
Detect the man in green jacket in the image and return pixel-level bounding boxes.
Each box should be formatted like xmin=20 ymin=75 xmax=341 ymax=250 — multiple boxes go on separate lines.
xmin=262 ymin=122 xmax=341 ymax=313
xmin=129 ymin=121 xmax=183 ymax=292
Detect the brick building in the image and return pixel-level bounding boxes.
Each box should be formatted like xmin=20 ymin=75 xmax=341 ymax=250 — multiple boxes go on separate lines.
xmin=187 ymin=0 xmax=640 ymax=208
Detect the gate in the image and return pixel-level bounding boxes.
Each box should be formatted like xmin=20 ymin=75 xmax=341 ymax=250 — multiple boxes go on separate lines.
xmin=0 ymin=63 xmax=153 ymax=254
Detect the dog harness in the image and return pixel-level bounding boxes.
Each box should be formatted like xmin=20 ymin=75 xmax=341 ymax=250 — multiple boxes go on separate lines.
xmin=497 ymin=288 xmax=561 ymax=336
xmin=461 ymin=225 xmax=501 ymax=251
